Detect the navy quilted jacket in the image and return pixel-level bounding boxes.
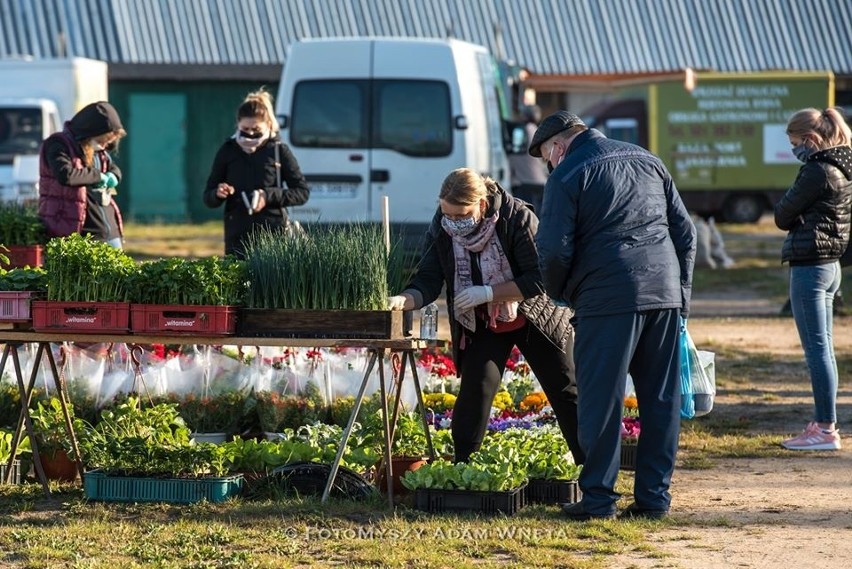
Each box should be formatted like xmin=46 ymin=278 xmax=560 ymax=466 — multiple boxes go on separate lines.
xmin=536 ymin=129 xmax=696 ymax=317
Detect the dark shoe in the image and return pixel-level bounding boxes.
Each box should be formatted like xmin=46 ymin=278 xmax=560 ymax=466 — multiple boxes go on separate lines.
xmin=618 ymin=503 xmax=669 ymax=520
xmin=560 ymin=501 xmax=616 ymax=521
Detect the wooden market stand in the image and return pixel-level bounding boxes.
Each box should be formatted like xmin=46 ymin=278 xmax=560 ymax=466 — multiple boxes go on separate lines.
xmin=0 ymin=331 xmax=440 ymax=507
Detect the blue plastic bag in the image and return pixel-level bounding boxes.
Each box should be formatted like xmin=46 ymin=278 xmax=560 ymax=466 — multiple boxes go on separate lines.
xmin=679 ymin=318 xmax=695 ymax=419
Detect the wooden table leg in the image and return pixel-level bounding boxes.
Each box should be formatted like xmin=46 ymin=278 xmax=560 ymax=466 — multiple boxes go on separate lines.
xmin=321 ymin=349 xmax=379 ymax=503
xmin=3 ymin=343 xmax=50 ymax=493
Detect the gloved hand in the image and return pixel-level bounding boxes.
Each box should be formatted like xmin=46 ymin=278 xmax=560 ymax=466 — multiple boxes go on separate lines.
xmin=454 ymin=285 xmax=493 ymax=311
xmin=91 ymin=173 xmax=108 ymax=189
xmin=387 ymin=295 xmax=408 ymax=310
xmin=104 ymin=172 xmax=118 ymax=189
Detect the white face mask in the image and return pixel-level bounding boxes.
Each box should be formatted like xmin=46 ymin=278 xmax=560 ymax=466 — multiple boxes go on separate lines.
xmin=235 ymin=129 xmax=269 ymax=153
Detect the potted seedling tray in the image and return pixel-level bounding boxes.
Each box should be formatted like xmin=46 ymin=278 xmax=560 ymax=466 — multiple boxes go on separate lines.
xmin=130 ymin=304 xmax=237 ymax=336
xmin=31 ymin=301 xmax=131 ymax=333
xmin=83 ymin=470 xmax=244 ymax=504
xmin=526 ymin=478 xmax=581 ymax=505
xmin=237 ymin=309 xmax=405 ymax=339
xmin=413 ymin=483 xmax=527 ymax=515
xmin=620 ymin=442 xmax=638 ymax=471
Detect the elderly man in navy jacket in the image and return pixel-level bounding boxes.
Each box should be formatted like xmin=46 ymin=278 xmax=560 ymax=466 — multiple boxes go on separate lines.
xmin=532 ymin=111 xmax=696 ymax=521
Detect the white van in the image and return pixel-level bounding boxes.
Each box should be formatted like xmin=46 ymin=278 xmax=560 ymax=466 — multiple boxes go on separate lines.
xmin=275 ymin=37 xmax=510 ymax=242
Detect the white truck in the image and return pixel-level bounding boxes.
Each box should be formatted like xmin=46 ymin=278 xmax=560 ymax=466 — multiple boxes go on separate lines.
xmin=275 ymin=37 xmax=511 ymax=248
xmin=0 ymin=57 xmax=108 ymax=203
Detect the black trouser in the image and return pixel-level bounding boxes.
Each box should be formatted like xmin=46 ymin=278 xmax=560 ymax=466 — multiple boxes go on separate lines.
xmin=451 ymin=320 xmax=584 ymax=464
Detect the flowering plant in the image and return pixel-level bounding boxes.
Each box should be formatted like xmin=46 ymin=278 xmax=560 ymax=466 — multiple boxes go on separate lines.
xmin=177 ymin=390 xmax=247 ymax=434
xmin=423 ymin=392 xmax=456 ymax=414
xmin=519 ymin=391 xmax=548 ymax=413
xmin=491 ymin=390 xmax=514 ymax=411
xmin=621 ymin=394 xmax=640 ymax=442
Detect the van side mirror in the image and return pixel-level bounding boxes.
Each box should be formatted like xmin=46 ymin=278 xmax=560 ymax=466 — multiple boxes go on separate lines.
xmin=278 ymin=115 xmax=289 ymax=129
xmin=454 ymin=115 xmax=468 ymax=130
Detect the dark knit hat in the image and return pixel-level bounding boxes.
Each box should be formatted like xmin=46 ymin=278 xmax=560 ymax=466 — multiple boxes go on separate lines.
xmin=528 ymin=110 xmax=585 ymax=157
xmin=68 ymin=101 xmax=125 ymax=141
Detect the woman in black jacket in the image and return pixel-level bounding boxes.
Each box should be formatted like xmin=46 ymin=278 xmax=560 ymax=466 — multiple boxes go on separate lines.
xmin=774 ymin=106 xmax=852 ymax=451
xmin=203 ymin=89 xmax=310 ymax=258
xmin=388 ymin=168 xmax=584 ymax=464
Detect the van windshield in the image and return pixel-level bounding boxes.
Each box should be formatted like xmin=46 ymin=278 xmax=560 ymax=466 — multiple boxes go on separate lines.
xmin=291 ymin=79 xmax=452 ymax=157
xmin=0 ymin=107 xmax=44 ymax=165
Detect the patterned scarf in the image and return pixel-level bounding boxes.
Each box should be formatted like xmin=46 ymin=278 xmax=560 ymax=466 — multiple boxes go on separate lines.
xmin=446 ymin=211 xmax=519 ymax=332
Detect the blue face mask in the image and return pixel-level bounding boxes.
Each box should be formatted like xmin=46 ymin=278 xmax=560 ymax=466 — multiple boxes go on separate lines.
xmin=792 ymin=143 xmax=812 ymax=163
xmin=442 ymin=214 xmax=480 ymax=237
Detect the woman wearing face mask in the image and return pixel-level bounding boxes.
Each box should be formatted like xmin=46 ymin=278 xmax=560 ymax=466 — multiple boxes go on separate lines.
xmin=39 ymin=101 xmax=127 ymax=248
xmin=388 ymin=168 xmax=584 ymax=464
xmin=203 ymin=88 xmax=310 ymax=258
xmin=774 ymin=107 xmax=852 ymax=451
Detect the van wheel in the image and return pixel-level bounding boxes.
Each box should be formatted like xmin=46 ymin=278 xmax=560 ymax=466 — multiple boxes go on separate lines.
xmin=722 ymin=195 xmax=765 ymax=223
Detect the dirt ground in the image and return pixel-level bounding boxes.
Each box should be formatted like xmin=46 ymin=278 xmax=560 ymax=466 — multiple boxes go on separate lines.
xmin=607 ymin=316 xmax=852 ymax=569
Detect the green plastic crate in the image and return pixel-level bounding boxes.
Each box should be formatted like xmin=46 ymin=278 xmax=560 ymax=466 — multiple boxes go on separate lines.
xmin=83 ymin=470 xmax=243 ymax=504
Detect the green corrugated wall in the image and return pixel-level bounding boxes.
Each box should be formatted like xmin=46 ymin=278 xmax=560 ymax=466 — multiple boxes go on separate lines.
xmin=107 ymin=80 xmax=279 ymax=222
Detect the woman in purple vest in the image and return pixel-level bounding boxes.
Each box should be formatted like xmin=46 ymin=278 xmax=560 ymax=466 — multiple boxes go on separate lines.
xmin=38 ymin=101 xmax=127 ymax=248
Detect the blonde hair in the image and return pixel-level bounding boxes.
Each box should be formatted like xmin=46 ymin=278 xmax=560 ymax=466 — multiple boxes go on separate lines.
xmin=238 ymin=87 xmax=280 ymax=132
xmin=81 ymin=128 xmax=127 ymax=167
xmin=786 ymin=107 xmax=852 ymax=149
xmin=439 ymin=168 xmax=498 ymax=205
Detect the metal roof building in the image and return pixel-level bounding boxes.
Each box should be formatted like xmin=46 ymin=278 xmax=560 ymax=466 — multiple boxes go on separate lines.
xmin=1 ymin=0 xmax=851 ymax=82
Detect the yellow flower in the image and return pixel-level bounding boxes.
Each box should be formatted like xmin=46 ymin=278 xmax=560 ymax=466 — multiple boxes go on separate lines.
xmin=423 ymin=392 xmax=456 ymax=413
xmin=623 ymin=395 xmax=639 ymax=417
xmin=492 ymin=390 xmax=513 ymax=411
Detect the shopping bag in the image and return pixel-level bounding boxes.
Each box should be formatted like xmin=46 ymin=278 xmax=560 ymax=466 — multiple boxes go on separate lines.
xmin=679 ymin=320 xmax=695 ymax=419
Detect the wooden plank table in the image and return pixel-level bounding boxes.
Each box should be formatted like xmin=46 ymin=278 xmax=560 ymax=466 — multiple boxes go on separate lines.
xmin=0 ymin=331 xmax=442 ymax=507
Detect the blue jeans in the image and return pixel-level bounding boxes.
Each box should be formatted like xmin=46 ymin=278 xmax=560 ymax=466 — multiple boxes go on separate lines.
xmin=790 ymin=262 xmax=841 ymax=424
xmin=106 ymin=237 xmax=123 ymax=250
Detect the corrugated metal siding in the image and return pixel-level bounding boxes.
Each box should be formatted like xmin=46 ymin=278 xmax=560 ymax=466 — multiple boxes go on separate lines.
xmin=0 ymin=0 xmax=850 ymax=74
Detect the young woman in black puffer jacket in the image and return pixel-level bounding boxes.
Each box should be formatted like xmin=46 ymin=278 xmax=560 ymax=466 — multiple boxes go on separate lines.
xmin=774 ymin=106 xmax=852 ymax=451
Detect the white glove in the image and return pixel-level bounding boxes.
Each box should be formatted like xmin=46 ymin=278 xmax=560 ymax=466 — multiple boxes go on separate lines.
xmin=454 ymin=285 xmax=493 ymax=311
xmin=387 ymin=295 xmax=408 ymax=310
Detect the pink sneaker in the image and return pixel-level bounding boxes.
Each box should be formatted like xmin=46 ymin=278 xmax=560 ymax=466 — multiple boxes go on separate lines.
xmin=781 ymin=422 xmax=841 ymax=451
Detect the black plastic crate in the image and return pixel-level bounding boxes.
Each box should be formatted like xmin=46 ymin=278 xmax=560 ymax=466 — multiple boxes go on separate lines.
xmin=413 ymin=483 xmax=527 ymax=515
xmin=526 ymin=478 xmax=581 ymax=505
xmin=620 ymin=442 xmax=637 ymax=471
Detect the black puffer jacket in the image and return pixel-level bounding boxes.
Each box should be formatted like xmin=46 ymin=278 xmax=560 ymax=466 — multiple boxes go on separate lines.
xmin=203 ymin=135 xmax=309 ymax=257
xmin=774 ymin=145 xmax=852 ymax=265
xmin=403 ymin=185 xmax=572 ymax=370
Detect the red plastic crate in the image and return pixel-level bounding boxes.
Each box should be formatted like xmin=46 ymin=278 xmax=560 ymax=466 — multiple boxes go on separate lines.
xmin=130 ymin=304 xmax=236 ymax=335
xmin=0 ymin=291 xmax=37 ymax=322
xmin=31 ymin=301 xmax=130 ymax=333
xmin=0 ymin=245 xmax=43 ymax=269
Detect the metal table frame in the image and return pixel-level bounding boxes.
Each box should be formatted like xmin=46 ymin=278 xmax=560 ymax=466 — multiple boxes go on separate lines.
xmin=0 ymin=332 xmax=440 ymax=507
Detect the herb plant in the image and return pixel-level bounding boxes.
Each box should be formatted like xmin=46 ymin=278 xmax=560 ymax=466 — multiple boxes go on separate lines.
xmin=0 ymin=203 xmax=46 ymax=246
xmin=45 ymin=234 xmax=136 ymax=302
xmin=127 ymin=256 xmax=246 ymax=305
xmin=0 ymin=267 xmax=47 ymax=292
xmin=243 ymin=224 xmax=391 ymax=310
xmin=78 ymin=397 xmax=230 ymax=478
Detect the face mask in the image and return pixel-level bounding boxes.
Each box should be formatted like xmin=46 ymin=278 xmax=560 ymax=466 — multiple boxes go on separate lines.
xmin=546 ymin=143 xmax=565 ymax=174
xmin=239 ymin=129 xmax=264 ymax=140
xmin=442 ymin=214 xmax=480 ymax=237
xmin=236 ymin=129 xmax=267 ymax=152
xmin=792 ymin=143 xmax=812 ymax=163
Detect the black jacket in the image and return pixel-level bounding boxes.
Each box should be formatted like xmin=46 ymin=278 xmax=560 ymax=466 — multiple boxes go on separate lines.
xmin=404 ymin=185 xmax=572 ymax=370
xmin=774 ymin=146 xmax=852 ymax=265
xmin=203 ymin=135 xmax=310 ymax=257
xmin=536 ymin=129 xmax=697 ymax=318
